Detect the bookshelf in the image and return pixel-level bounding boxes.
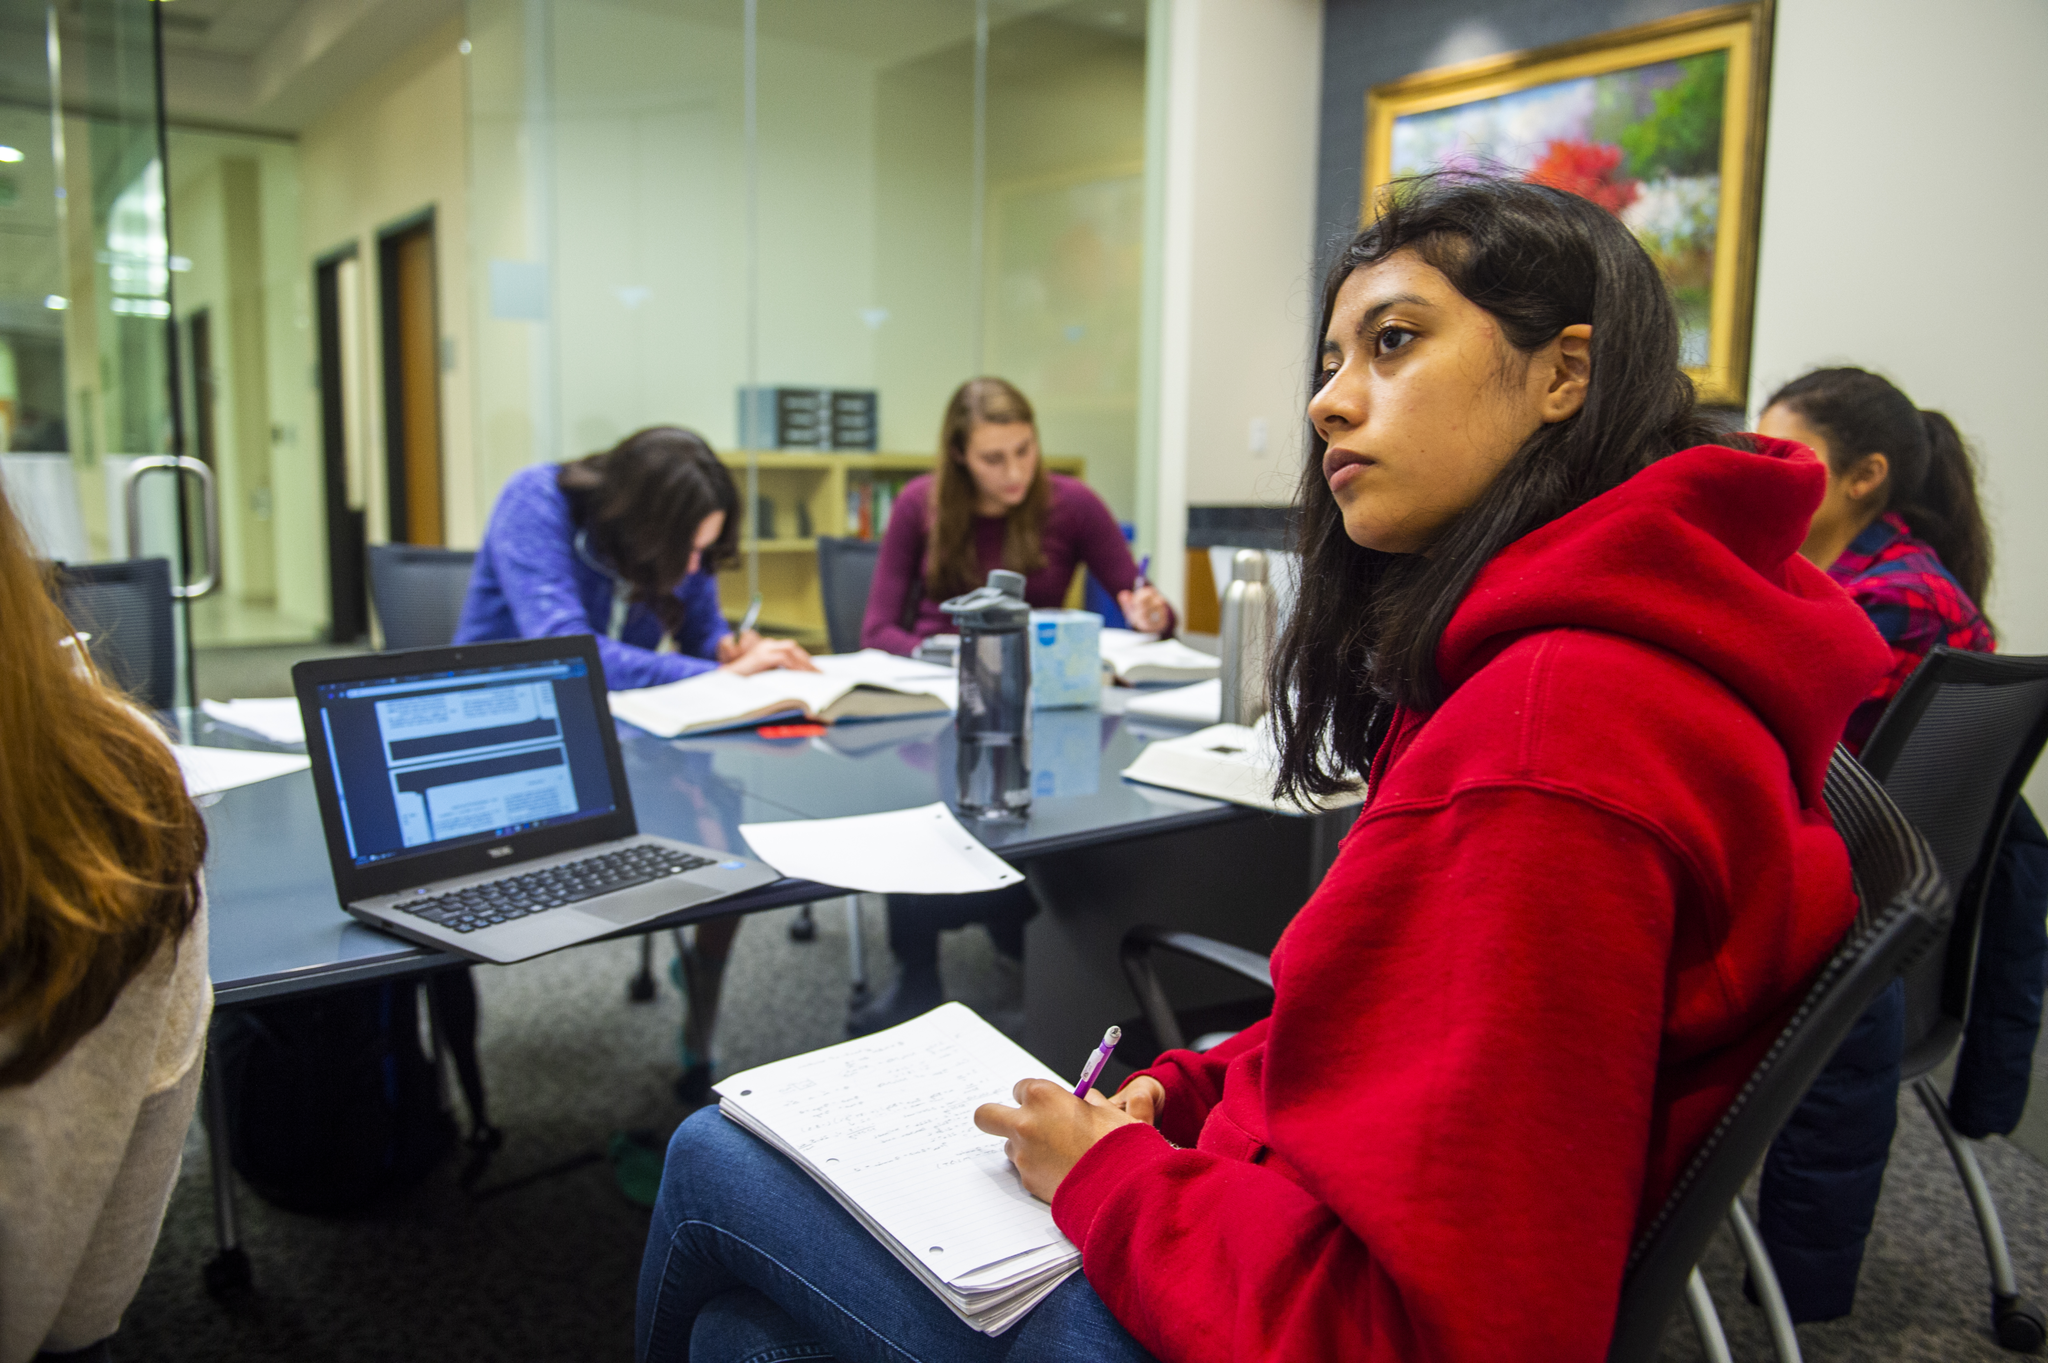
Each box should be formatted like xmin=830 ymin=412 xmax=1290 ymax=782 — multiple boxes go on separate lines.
xmin=714 ymin=451 xmax=1087 ymax=645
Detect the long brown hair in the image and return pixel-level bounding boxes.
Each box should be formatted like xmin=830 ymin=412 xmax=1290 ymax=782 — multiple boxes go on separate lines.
xmin=558 ymin=426 xmax=742 ymax=638
xmin=0 ymin=487 xmax=205 ymax=1088
xmin=927 ymin=378 xmax=1051 ymax=599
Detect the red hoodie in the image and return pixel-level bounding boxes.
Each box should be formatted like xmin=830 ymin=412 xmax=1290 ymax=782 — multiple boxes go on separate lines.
xmin=1050 ymin=440 xmax=1891 ymax=1361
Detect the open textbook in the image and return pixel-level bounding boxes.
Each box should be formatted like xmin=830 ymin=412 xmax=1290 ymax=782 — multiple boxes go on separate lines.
xmin=1121 ymin=721 xmax=1363 ymax=814
xmin=1099 ymin=629 xmax=1220 ymax=685
xmin=714 ymin=1003 xmax=1081 ymax=1335
xmin=608 ymin=650 xmax=957 ymax=738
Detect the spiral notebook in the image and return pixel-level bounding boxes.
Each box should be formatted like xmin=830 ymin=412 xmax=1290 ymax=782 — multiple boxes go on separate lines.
xmin=713 ymin=1003 xmax=1081 ymax=1335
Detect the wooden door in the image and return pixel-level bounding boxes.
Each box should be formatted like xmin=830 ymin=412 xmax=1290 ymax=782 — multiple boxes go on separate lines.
xmin=379 ymin=217 xmax=444 ymax=546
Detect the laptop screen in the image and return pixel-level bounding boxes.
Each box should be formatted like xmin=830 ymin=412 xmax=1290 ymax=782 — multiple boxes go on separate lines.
xmin=309 ymin=654 xmax=620 ymax=869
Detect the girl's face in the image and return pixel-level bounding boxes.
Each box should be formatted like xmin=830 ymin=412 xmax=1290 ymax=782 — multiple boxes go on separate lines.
xmin=1307 ymin=250 xmax=1590 ymax=554
xmin=1757 ymin=402 xmax=1888 ymax=568
xmin=960 ymin=421 xmax=1039 ymax=514
xmin=684 ymin=509 xmax=726 ymax=578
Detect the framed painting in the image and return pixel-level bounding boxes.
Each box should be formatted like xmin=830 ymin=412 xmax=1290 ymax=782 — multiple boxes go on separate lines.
xmin=1364 ymin=3 xmax=1773 ymax=405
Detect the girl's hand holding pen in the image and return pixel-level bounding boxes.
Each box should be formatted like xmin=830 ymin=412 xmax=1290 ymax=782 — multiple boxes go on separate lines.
xmin=974 ymin=1079 xmax=1144 ymax=1203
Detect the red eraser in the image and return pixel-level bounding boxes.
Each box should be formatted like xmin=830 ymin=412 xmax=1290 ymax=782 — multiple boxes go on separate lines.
xmin=758 ymin=723 xmax=828 ymax=739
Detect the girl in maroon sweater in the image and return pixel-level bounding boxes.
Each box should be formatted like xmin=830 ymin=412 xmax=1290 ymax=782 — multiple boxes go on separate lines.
xmin=638 ymin=176 xmax=1889 ymax=1362
xmin=851 ymin=378 xmax=1173 ymax=1036
xmin=860 ymin=376 xmax=1169 ymax=654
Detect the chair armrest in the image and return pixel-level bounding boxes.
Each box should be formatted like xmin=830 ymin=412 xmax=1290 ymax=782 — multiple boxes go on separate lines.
xmin=1118 ymin=926 xmax=1274 ymax=1055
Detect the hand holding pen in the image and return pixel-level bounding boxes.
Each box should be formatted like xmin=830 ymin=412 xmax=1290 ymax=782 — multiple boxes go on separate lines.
xmin=1116 ymin=554 xmax=1172 ymax=633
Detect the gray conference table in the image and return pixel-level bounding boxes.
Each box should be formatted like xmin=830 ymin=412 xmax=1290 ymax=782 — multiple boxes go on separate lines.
xmin=201 ymin=700 xmax=1249 ymax=1005
xmin=190 ymin=694 xmax=1337 ymax=1296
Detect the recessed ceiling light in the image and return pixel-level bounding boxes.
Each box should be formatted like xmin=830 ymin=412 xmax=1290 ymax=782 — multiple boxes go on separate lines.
xmin=0 ymin=145 xmax=24 ymax=163
xmin=44 ymin=295 xmax=67 ymax=310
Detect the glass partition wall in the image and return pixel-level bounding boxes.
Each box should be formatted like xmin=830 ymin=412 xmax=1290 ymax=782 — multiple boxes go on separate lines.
xmin=0 ymin=0 xmax=201 ymax=706
xmin=466 ymin=0 xmax=1148 ymax=642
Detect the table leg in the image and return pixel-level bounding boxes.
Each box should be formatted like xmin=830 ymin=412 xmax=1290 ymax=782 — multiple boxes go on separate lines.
xmin=845 ymin=895 xmax=869 ymax=1002
xmin=201 ymin=1034 xmax=252 ymax=1297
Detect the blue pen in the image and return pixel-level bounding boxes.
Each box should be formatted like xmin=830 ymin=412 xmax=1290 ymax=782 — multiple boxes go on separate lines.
xmin=1072 ymin=1025 xmax=1122 ymax=1097
xmin=1134 ymin=555 xmax=1151 ymax=590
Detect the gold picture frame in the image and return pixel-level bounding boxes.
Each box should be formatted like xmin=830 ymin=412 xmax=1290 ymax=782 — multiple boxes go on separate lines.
xmin=1364 ymin=3 xmax=1774 ymax=405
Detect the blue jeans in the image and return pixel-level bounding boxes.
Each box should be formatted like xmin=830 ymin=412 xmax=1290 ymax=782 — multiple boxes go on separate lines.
xmin=637 ymin=1108 xmax=1157 ymax=1363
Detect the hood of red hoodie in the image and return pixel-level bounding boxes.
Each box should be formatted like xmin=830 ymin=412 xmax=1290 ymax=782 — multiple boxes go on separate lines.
xmin=1437 ymin=437 xmax=1890 ymax=808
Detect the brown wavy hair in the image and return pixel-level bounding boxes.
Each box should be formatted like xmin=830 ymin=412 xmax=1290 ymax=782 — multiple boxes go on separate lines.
xmin=0 ymin=487 xmax=205 ymax=1088
xmin=558 ymin=426 xmax=742 ymax=639
xmin=926 ymin=378 xmax=1050 ymax=600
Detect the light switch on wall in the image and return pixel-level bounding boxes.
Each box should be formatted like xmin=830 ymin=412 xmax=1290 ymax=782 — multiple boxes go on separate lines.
xmin=1248 ymin=416 xmax=1269 ymax=457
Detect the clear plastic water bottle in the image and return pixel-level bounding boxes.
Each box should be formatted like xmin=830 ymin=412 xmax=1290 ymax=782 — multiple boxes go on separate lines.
xmin=943 ymin=569 xmax=1033 ymax=820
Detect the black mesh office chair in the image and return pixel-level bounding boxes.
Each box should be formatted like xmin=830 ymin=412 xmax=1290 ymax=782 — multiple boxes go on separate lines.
xmin=1117 ymin=749 xmax=1952 ymax=1363
xmin=1744 ymin=648 xmax=2048 ymax=1353
xmin=367 ymin=544 xmax=477 ymax=650
xmin=52 ymin=557 xmax=178 ymax=711
xmin=817 ymin=535 xmax=881 ymax=655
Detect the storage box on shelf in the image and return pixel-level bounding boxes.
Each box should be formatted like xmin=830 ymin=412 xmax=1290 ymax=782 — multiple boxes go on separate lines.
xmin=715 ymin=451 xmax=1086 ymax=645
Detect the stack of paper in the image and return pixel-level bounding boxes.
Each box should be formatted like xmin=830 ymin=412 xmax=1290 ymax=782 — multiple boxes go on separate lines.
xmin=199 ymin=697 xmax=307 ymax=746
xmin=1121 ymin=722 xmax=1361 ymax=814
xmin=610 ymin=650 xmax=956 ymax=738
xmin=1099 ymin=629 xmax=1219 ymax=684
xmin=715 ymin=1003 xmax=1081 ymax=1335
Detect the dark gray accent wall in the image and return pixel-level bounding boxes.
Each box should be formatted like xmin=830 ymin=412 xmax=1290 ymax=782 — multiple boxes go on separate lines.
xmin=1315 ymin=0 xmax=1704 ymax=274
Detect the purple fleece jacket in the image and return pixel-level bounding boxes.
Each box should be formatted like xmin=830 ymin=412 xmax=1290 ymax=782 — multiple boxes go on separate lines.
xmin=454 ymin=464 xmax=728 ymax=689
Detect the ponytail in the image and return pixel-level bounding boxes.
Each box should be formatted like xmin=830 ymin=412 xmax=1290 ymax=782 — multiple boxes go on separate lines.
xmin=1899 ymin=409 xmax=1993 ymax=609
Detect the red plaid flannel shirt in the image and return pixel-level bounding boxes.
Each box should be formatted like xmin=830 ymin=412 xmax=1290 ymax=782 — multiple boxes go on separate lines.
xmin=1828 ymin=511 xmax=1994 ymax=751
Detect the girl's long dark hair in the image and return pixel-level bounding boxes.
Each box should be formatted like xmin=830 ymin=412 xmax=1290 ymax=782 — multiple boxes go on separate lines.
xmin=1273 ymin=174 xmax=1731 ymax=803
xmin=1764 ymin=367 xmax=1993 ymax=612
xmin=558 ymin=426 xmax=741 ymax=638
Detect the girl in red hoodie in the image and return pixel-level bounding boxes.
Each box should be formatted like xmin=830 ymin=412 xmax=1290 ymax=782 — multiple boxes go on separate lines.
xmin=636 ymin=175 xmax=1890 ymax=1362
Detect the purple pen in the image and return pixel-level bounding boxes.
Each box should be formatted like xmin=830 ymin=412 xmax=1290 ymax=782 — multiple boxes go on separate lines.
xmin=1072 ymin=1025 xmax=1122 ymax=1097
xmin=1134 ymin=555 xmax=1151 ymax=590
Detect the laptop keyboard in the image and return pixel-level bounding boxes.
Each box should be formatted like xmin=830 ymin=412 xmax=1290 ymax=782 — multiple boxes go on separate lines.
xmin=404 ymin=844 xmax=716 ymax=934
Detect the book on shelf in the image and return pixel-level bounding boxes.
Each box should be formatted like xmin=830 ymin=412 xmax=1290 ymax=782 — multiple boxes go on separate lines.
xmin=609 ymin=650 xmax=957 ymax=737
xmin=713 ymin=1003 xmax=1081 ymax=1335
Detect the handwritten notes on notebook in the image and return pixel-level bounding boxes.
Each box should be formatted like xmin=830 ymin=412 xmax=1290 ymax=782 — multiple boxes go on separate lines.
xmin=715 ymin=1003 xmax=1080 ymax=1334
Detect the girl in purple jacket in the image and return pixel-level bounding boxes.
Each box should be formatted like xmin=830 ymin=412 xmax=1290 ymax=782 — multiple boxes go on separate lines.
xmin=457 ymin=426 xmax=812 ymax=1104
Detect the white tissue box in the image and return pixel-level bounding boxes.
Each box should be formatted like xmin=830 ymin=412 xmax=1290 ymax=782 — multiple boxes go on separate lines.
xmin=1029 ymin=609 xmax=1102 ymax=710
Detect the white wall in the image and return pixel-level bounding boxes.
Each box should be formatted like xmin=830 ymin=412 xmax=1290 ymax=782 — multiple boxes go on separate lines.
xmin=1144 ymin=0 xmax=1323 ymax=608
xmin=300 ymin=18 xmax=475 ymax=545
xmin=1748 ymin=0 xmax=2048 ymax=803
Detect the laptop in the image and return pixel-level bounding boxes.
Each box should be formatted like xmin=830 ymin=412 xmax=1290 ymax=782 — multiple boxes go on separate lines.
xmin=293 ymin=635 xmax=781 ymax=964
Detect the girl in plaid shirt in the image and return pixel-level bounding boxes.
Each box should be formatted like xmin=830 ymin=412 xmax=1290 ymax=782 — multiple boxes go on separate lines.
xmin=1754 ymin=367 xmax=2041 ymax=1322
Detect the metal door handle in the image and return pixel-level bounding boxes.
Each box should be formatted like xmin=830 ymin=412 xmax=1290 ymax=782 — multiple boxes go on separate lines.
xmin=121 ymin=455 xmax=220 ymax=599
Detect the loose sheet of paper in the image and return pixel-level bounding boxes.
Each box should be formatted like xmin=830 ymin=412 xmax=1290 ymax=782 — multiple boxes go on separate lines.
xmin=1124 ymin=677 xmax=1221 ymax=725
xmin=173 ymin=745 xmax=312 ymax=797
xmin=199 ymin=697 xmax=307 ymax=745
xmin=739 ymin=803 xmax=1022 ymax=896
xmin=715 ymin=1003 xmax=1071 ymax=1284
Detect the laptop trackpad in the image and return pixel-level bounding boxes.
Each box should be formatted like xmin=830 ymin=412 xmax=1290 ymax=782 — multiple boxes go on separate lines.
xmin=579 ymin=879 xmax=721 ymax=927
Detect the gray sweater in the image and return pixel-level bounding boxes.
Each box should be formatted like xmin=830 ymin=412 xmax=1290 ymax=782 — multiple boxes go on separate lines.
xmin=0 ymin=896 xmax=210 ymax=1361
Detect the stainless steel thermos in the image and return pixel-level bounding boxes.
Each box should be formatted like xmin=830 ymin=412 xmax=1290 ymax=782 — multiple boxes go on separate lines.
xmin=1218 ymin=548 xmax=1274 ymax=726
xmin=942 ymin=569 xmax=1033 ymax=819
